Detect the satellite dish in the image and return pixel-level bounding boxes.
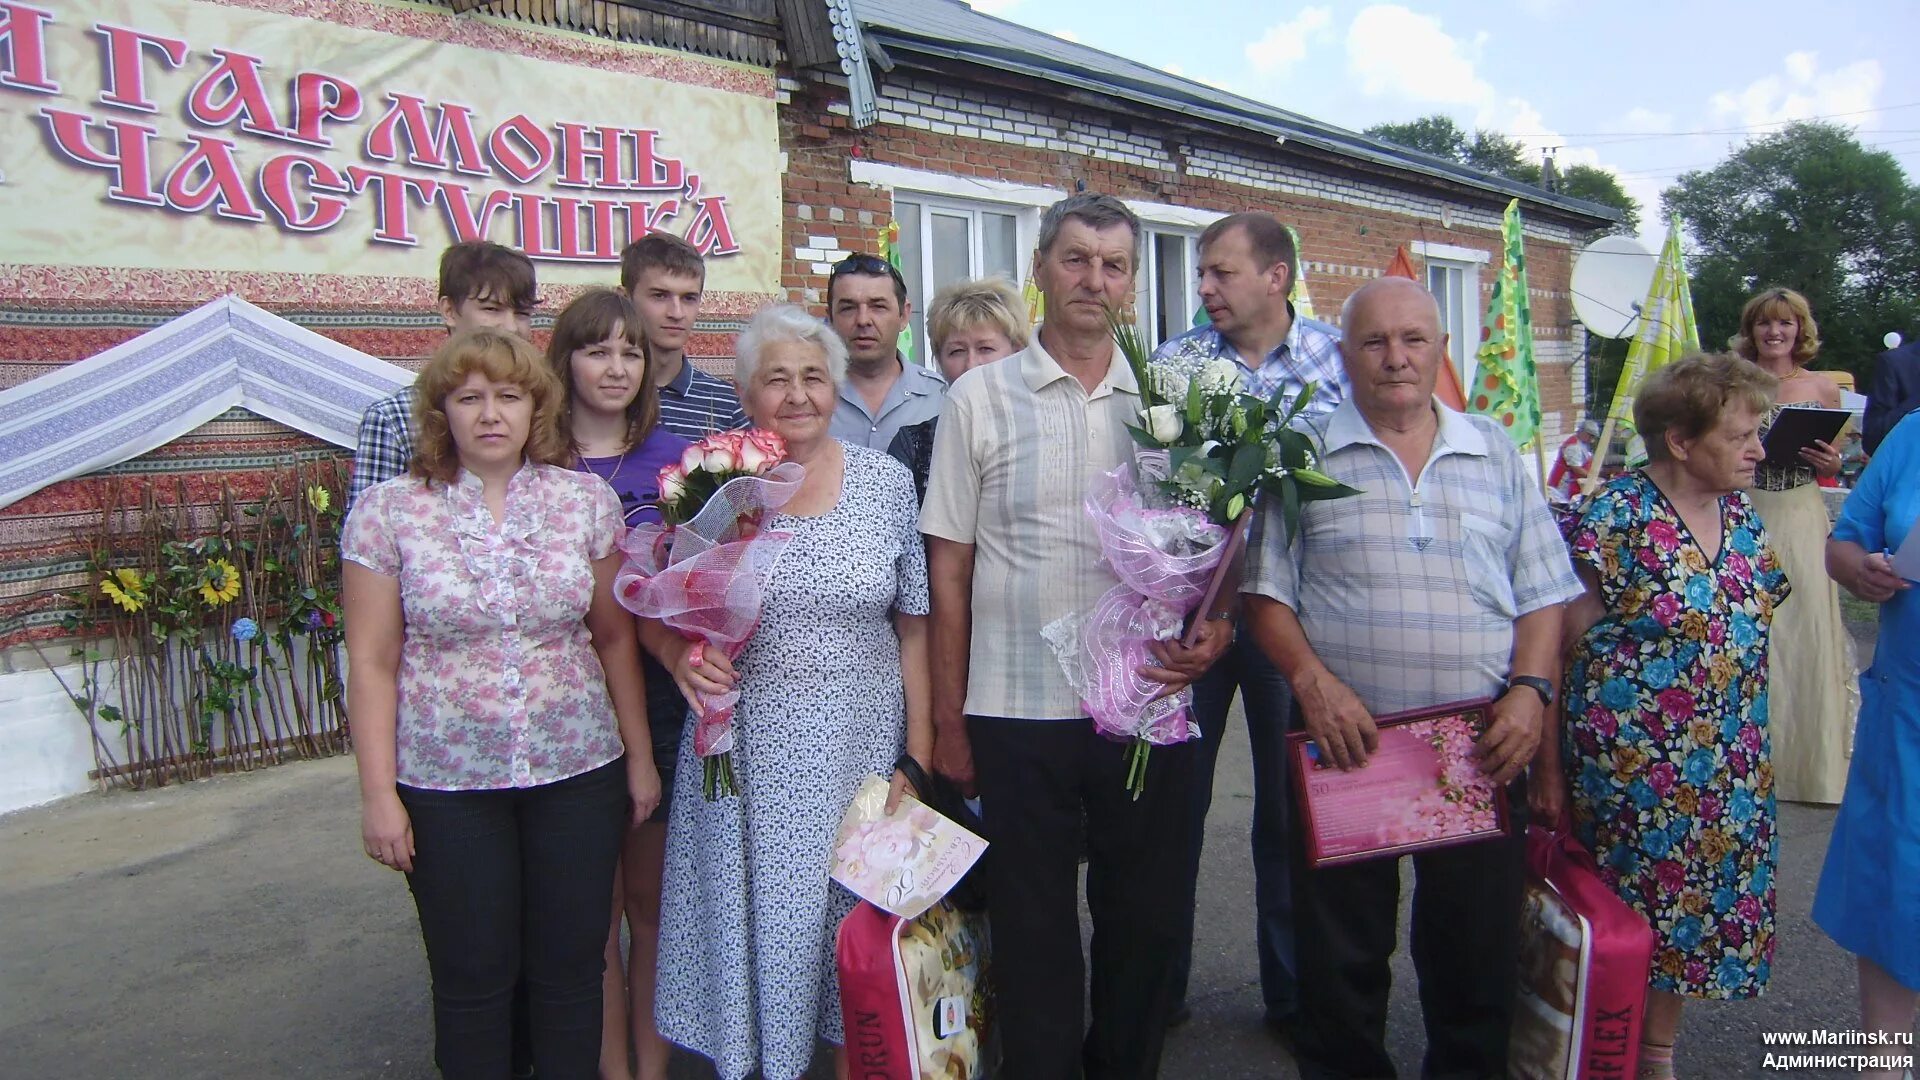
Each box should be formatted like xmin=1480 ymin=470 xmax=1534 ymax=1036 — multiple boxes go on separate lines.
xmin=1571 ymin=235 xmax=1657 ymax=339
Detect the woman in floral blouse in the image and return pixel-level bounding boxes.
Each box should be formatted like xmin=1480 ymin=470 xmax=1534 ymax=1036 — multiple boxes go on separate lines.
xmin=342 ymin=330 xmax=661 ymax=1080
xmin=1539 ymin=354 xmax=1789 ymax=1080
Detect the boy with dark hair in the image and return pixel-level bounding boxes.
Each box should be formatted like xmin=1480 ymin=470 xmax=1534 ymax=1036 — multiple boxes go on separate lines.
xmin=619 ymin=231 xmax=746 ymax=438
xmin=348 ymin=241 xmax=538 ymax=510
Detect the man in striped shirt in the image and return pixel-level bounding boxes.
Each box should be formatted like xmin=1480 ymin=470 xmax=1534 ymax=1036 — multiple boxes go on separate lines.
xmin=1245 ymin=277 xmax=1581 ymax=1079
xmin=620 ymin=232 xmax=748 ymax=439
xmin=347 ymin=241 xmax=537 ymax=512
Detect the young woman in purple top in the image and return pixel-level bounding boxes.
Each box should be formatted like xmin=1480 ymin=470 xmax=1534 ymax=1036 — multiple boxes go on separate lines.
xmin=544 ymin=288 xmax=691 ymax=1080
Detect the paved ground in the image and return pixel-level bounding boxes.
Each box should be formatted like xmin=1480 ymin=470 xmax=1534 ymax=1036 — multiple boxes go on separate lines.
xmin=0 ymin=715 xmax=1870 ymax=1079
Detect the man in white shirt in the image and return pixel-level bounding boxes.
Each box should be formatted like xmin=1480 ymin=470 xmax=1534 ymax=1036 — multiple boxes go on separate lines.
xmin=922 ymin=193 xmax=1230 ymax=1080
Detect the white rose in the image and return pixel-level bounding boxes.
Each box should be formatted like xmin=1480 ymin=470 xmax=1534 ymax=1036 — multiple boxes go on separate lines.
xmin=1144 ymin=404 xmax=1184 ymax=443
xmin=1198 ymin=359 xmax=1241 ymax=395
xmin=702 ymin=444 xmax=738 ymax=472
xmin=679 ymin=444 xmax=705 ymax=474
xmin=659 ymin=469 xmax=687 ymax=502
xmin=737 ymin=439 xmax=772 ymax=473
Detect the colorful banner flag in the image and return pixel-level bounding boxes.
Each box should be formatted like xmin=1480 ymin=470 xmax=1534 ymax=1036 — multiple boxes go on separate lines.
xmin=1285 ymin=225 xmax=1317 ymax=321
xmin=1467 ymin=199 xmax=1540 ymax=447
xmin=1606 ymin=215 xmax=1699 ymax=441
xmin=881 ymin=221 xmax=914 ymax=358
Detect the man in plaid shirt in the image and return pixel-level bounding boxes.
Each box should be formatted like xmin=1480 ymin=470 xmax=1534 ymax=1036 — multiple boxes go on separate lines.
xmin=347 ymin=242 xmax=538 ymax=511
xmin=1150 ymin=212 xmax=1349 ymax=1038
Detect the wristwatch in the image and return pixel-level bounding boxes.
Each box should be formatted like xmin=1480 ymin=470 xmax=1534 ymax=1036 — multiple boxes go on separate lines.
xmin=1506 ymin=675 xmax=1554 ymax=708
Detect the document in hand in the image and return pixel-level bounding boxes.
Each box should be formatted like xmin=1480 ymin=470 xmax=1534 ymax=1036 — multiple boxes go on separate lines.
xmin=1759 ymin=407 xmax=1850 ymax=469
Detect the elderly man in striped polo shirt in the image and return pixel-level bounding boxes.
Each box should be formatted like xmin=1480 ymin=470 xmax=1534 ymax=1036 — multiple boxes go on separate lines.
xmin=1244 ymin=276 xmax=1582 ymax=1079
xmin=922 ymin=193 xmax=1233 ymax=1080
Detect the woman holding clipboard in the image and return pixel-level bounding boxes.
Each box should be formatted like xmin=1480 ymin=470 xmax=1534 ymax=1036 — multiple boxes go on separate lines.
xmin=1733 ymin=287 xmax=1860 ymax=804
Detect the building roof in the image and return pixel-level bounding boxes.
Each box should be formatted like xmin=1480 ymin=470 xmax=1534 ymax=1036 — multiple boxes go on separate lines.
xmin=853 ymin=0 xmax=1623 ymax=227
xmin=0 ymin=297 xmax=410 ymax=511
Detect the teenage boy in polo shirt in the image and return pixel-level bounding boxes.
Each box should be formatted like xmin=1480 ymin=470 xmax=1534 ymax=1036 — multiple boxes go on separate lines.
xmin=347 ymin=241 xmax=537 ymax=511
xmin=619 ymin=232 xmax=748 ymax=439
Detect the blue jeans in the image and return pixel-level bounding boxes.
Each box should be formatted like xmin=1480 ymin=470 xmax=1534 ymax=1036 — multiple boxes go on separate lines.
xmin=1169 ymin=631 xmax=1298 ymax=1020
xmin=398 ymin=759 xmax=629 ymax=1080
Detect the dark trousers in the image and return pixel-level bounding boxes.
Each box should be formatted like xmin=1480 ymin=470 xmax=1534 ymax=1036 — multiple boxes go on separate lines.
xmin=1289 ymin=775 xmax=1527 ymax=1080
xmin=398 ymin=760 xmax=629 ymax=1080
xmin=968 ymin=715 xmax=1200 ymax=1080
xmin=1169 ymin=632 xmax=1297 ymax=1020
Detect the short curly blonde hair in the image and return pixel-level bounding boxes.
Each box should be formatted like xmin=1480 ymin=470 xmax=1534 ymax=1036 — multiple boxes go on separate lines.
xmin=1730 ymin=287 xmax=1820 ymax=368
xmin=410 ymin=331 xmax=567 ymax=486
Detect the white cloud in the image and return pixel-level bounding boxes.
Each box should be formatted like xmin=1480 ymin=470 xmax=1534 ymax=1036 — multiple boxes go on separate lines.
xmin=1710 ymin=53 xmax=1883 ymax=130
xmin=1344 ymin=5 xmax=1490 ymax=107
xmin=1162 ymin=62 xmax=1186 ymax=77
xmin=1245 ymin=7 xmax=1334 ymax=76
xmin=1050 ymin=28 xmax=1082 ymax=44
xmin=1619 ymin=107 xmax=1674 ymax=133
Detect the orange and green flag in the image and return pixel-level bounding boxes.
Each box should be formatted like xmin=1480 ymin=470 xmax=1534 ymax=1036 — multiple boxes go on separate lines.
xmin=1607 ymin=215 xmax=1699 ymax=446
xmin=1466 ymin=198 xmax=1539 ymax=447
xmin=881 ymin=221 xmax=914 ymax=358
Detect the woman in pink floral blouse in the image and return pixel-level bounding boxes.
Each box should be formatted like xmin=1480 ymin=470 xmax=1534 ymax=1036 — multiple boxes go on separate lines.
xmin=342 ymin=330 xmax=661 ymax=1080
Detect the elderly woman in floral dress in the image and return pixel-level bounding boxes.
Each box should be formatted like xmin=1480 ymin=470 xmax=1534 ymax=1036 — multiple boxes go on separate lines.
xmin=1539 ymin=354 xmax=1789 ymax=1080
xmin=638 ymin=303 xmax=931 ymax=1080
xmin=343 ymin=330 xmax=660 ymax=1080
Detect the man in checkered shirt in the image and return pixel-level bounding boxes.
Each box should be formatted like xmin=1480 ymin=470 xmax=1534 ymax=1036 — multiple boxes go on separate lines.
xmin=347 ymin=241 xmax=538 ymax=511
xmin=1243 ymin=276 xmax=1581 ymax=1079
xmin=1151 ymin=212 xmax=1350 ymax=1037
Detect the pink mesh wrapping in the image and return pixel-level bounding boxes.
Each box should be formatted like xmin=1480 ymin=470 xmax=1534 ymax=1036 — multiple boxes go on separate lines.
xmin=613 ymin=462 xmax=805 ymax=759
xmin=1045 ymin=465 xmax=1229 ymax=747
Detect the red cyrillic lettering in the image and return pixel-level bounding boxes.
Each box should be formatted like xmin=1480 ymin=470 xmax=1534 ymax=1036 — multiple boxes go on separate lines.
xmin=488 ymin=115 xmax=553 ymax=185
xmin=555 ymin=123 xmax=628 ymax=189
xmin=346 ymin=166 xmax=437 ymax=245
xmin=684 ymin=195 xmax=739 ymax=255
xmin=0 ymin=2 xmax=59 ymax=94
xmin=289 ymin=71 xmax=362 ymax=148
xmin=629 ymin=129 xmax=683 ymax=191
xmin=260 ymin=154 xmax=349 ymax=233
xmin=39 ymin=107 xmax=162 ymax=205
xmin=92 ymin=22 xmax=186 ymax=112
xmin=434 ymin=181 xmax=514 ymax=242
xmin=186 ymin=48 xmax=290 ymax=138
xmin=164 ymin=133 xmax=264 ymax=221
xmin=363 ymin=93 xmax=487 ymax=175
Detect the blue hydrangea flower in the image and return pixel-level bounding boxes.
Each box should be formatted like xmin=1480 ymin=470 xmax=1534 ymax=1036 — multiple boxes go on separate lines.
xmin=1642 ymin=657 xmax=1676 ymax=690
xmin=1640 ymin=825 xmax=1672 ymax=859
xmin=1712 ymin=885 xmax=1739 ymax=913
xmin=1716 ymin=955 xmax=1748 ymax=989
xmin=1599 ymin=676 xmax=1639 ymax=711
xmin=1730 ymin=526 xmax=1758 ymax=556
xmin=1629 ymin=778 xmax=1658 ymax=810
xmin=1730 ymin=612 xmax=1758 ymax=648
xmin=1683 ymin=749 xmax=1716 ymax=785
xmin=1730 ymin=788 xmax=1757 ymax=824
xmin=1719 ymin=711 xmax=1742 ymax=743
xmin=230 ymin=618 xmax=260 ymax=643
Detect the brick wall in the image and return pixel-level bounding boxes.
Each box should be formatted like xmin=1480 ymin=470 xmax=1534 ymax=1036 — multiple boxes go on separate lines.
xmin=775 ymin=72 xmax=1603 ymax=438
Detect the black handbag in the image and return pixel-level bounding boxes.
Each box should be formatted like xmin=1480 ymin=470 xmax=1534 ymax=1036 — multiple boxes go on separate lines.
xmin=894 ymin=754 xmax=988 ymax=911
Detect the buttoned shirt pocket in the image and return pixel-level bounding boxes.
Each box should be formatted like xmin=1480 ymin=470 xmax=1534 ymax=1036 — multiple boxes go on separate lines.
xmin=1459 ymin=512 xmax=1519 ymax=619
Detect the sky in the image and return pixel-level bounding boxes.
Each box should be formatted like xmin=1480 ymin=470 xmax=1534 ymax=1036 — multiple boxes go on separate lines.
xmin=963 ymin=0 xmax=1920 ymax=251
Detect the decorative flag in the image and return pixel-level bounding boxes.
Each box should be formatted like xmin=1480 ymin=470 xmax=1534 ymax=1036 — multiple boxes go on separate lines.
xmin=1387 ymin=244 xmax=1468 ymax=411
xmin=1605 ymin=215 xmax=1699 ymax=457
xmin=1467 ymin=199 xmax=1540 ymax=447
xmin=1284 ymin=225 xmax=1317 ymax=321
xmin=881 ymin=221 xmax=913 ymax=358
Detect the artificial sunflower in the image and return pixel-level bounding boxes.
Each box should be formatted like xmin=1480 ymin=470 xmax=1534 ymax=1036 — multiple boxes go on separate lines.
xmin=306 ymin=485 xmax=332 ymax=514
xmin=199 ymin=559 xmax=242 ymax=606
xmin=99 ymin=568 xmax=147 ymax=613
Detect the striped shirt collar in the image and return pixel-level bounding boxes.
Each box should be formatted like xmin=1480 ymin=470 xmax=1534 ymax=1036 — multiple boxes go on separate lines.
xmin=1321 ymin=397 xmax=1490 ymax=458
xmin=661 ymin=356 xmax=700 ymax=398
xmin=1019 ymin=332 xmax=1140 ymax=398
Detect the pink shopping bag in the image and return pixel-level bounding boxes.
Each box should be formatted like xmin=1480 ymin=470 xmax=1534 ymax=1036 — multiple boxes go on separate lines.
xmin=1510 ymin=823 xmax=1655 ymax=1079
xmin=836 ymin=898 xmax=996 ymax=1080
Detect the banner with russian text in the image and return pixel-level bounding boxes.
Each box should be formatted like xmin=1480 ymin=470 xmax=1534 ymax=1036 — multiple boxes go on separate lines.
xmin=0 ymin=0 xmax=782 ymax=342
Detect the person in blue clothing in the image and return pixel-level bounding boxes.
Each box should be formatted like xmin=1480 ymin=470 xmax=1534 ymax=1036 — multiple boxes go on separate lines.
xmin=1815 ymin=410 xmax=1920 ymax=1080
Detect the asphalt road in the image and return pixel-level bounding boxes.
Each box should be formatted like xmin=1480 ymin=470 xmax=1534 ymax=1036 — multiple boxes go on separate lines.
xmin=0 ymin=715 xmax=1871 ymax=1079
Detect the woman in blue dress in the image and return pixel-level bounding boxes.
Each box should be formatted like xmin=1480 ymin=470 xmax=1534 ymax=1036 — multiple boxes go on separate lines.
xmin=1814 ymin=410 xmax=1920 ymax=1077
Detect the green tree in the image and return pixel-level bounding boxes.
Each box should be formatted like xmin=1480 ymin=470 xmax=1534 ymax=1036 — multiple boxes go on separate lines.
xmin=1365 ymin=114 xmax=1640 ymax=228
xmin=1559 ymin=163 xmax=1641 ymax=235
xmin=1662 ymin=121 xmax=1920 ymax=379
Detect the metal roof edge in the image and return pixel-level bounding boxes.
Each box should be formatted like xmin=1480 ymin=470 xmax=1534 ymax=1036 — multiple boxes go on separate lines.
xmin=863 ymin=27 xmax=1625 ymax=228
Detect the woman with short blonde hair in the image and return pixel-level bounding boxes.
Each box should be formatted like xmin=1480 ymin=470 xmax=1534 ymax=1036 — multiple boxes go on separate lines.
xmin=888 ymin=276 xmax=1029 ymax=502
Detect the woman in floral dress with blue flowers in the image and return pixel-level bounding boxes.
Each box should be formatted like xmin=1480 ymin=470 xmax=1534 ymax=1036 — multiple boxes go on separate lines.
xmin=1541 ymin=355 xmax=1790 ymax=1080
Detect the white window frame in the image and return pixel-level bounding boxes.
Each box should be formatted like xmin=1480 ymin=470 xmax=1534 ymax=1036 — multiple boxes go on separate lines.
xmin=850 ymin=161 xmax=1057 ymax=369
xmin=1127 ymin=200 xmax=1226 ymax=348
xmin=1413 ymin=242 xmax=1491 ymax=394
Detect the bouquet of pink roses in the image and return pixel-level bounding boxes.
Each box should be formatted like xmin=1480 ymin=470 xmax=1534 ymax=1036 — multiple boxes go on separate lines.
xmin=615 ymin=429 xmax=803 ymax=798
